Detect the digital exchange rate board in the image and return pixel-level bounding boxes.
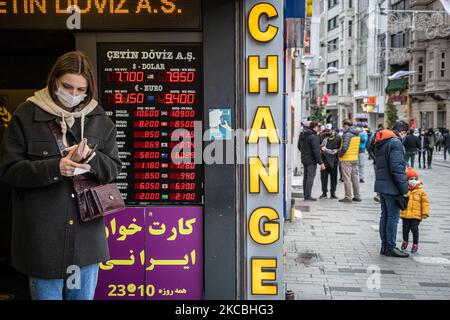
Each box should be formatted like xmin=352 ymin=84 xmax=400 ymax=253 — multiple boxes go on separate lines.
xmin=98 ymin=43 xmax=203 ymax=205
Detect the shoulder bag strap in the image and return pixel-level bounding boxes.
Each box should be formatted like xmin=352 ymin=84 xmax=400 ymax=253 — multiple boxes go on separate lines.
xmin=47 ymin=120 xmax=66 ymax=157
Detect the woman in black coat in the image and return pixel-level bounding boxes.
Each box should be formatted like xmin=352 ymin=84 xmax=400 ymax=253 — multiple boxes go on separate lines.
xmin=0 ymin=51 xmax=121 ymax=300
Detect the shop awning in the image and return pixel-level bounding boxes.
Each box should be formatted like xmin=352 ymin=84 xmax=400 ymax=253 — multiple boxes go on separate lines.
xmin=385 ymin=78 xmax=408 ymax=93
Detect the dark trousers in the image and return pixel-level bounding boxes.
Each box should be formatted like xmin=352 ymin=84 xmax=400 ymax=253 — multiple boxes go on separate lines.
xmin=445 ymin=147 xmax=450 ymax=160
xmin=427 ymin=148 xmax=433 ymax=166
xmin=418 ymin=150 xmax=427 ymax=167
xmin=320 ymin=164 xmax=338 ymax=195
xmin=402 ymin=218 xmax=420 ymax=245
xmin=303 ymin=163 xmax=317 ymax=199
xmin=405 ymin=152 xmax=416 ymax=168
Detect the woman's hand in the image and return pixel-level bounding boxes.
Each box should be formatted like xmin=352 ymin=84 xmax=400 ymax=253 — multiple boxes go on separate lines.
xmin=60 ymin=147 xmax=91 ymax=177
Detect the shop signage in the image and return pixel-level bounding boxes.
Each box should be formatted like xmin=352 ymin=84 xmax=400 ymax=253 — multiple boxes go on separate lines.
xmin=0 ymin=0 xmax=201 ymax=30
xmin=245 ymin=0 xmax=284 ymax=299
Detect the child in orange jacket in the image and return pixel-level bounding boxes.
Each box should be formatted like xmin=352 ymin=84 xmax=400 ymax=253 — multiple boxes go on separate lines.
xmin=400 ymin=167 xmax=430 ymax=253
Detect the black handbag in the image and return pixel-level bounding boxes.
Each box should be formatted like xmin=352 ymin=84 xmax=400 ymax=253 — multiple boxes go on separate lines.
xmin=48 ymin=121 xmax=125 ymax=222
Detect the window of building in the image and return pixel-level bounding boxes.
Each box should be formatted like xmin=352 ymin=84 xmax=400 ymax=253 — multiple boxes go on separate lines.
xmin=349 ymin=0 xmax=352 ymax=8
xmin=328 ymin=16 xmax=339 ymax=31
xmin=348 ymin=49 xmax=352 ymax=66
xmin=328 ymin=38 xmax=339 ymax=53
xmin=328 ymin=0 xmax=339 ymax=9
xmin=340 ymin=79 xmax=344 ymax=95
xmin=348 ymin=20 xmax=353 ymax=37
xmin=327 ymin=83 xmax=338 ymax=95
xmin=328 ymin=60 xmax=339 ymax=69
xmin=418 ymin=64 xmax=423 ymax=83
xmin=441 ymin=53 xmax=446 ymax=78
xmin=429 ymin=60 xmax=434 ymax=80
xmin=347 ymin=78 xmax=352 ymax=94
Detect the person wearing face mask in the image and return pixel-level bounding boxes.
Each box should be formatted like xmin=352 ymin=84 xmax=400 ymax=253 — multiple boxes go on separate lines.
xmin=0 ymin=51 xmax=121 ymax=300
xmin=337 ymin=119 xmax=361 ymax=203
xmin=319 ymin=124 xmax=341 ymax=199
xmin=400 ymin=167 xmax=429 ymax=254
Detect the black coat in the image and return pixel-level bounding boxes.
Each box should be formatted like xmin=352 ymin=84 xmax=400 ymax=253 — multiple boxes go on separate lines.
xmin=444 ymin=133 xmax=450 ymax=148
xmin=374 ymin=130 xmax=408 ymax=196
xmin=0 ymin=101 xmax=121 ymax=279
xmin=403 ymin=134 xmax=419 ymax=153
xmin=418 ymin=135 xmax=429 ymax=152
xmin=298 ymin=128 xmax=323 ymax=166
xmin=320 ymin=134 xmax=341 ymax=168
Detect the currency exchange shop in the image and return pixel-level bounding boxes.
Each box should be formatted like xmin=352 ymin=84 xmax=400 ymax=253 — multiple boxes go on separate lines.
xmin=0 ymin=0 xmax=286 ymax=300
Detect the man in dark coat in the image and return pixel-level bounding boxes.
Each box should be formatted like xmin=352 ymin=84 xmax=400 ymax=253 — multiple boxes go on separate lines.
xmin=418 ymin=129 xmax=429 ymax=169
xmin=444 ymin=129 xmax=450 ymax=160
xmin=298 ymin=121 xmax=325 ymax=201
xmin=403 ymin=129 xmax=419 ymax=168
xmin=319 ymin=124 xmax=341 ymax=199
xmin=375 ymin=121 xmax=410 ymax=258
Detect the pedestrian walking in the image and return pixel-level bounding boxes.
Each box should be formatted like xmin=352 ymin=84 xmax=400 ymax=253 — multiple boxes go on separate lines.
xmin=368 ymin=124 xmax=384 ymax=203
xmin=357 ymin=123 xmax=368 ymax=183
xmin=435 ymin=129 xmax=443 ymax=154
xmin=444 ymin=129 xmax=450 ymax=161
xmin=400 ymin=167 xmax=430 ymax=254
xmin=375 ymin=121 xmax=410 ymax=258
xmin=337 ymin=119 xmax=361 ymax=203
xmin=0 ymin=51 xmax=122 ymax=300
xmin=418 ymin=130 xmax=429 ymax=169
xmin=319 ymin=124 xmax=341 ymax=200
xmin=403 ymin=129 xmax=419 ymax=168
xmin=427 ymin=128 xmax=435 ymax=169
xmin=298 ymin=121 xmax=326 ymax=201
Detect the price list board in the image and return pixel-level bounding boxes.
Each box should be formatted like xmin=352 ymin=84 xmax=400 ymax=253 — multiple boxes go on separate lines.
xmin=98 ymin=43 xmax=203 ymax=205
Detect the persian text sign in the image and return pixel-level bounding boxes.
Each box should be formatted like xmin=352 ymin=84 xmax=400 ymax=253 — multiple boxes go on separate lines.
xmin=94 ymin=206 xmax=203 ymax=300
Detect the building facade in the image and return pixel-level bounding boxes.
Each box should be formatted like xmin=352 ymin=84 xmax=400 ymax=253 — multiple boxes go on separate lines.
xmin=409 ymin=0 xmax=450 ymax=130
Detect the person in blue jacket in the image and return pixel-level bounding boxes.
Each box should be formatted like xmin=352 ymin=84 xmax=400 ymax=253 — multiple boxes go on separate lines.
xmin=357 ymin=123 xmax=369 ymax=183
xmin=375 ymin=121 xmax=410 ymax=258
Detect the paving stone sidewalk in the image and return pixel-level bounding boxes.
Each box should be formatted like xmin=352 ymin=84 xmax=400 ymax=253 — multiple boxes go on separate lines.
xmin=284 ymin=152 xmax=450 ymax=300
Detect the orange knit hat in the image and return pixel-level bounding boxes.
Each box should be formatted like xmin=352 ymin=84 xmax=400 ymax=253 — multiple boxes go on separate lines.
xmin=406 ymin=167 xmax=419 ymax=180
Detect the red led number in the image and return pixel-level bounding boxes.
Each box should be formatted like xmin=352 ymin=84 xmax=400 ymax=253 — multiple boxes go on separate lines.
xmin=134 ymin=120 xmax=160 ymax=128
xmin=135 ymin=182 xmax=160 ymax=190
xmin=134 ymin=110 xmax=160 ymax=117
xmin=133 ymin=152 xmax=160 ymax=159
xmin=134 ymin=172 xmax=160 ymax=180
xmin=157 ymin=71 xmax=195 ymax=83
xmin=110 ymin=93 xmax=144 ymax=104
xmin=134 ymin=141 xmax=160 ymax=149
xmin=135 ymin=193 xmax=160 ymax=200
xmin=108 ymin=71 xmax=144 ymax=82
xmin=169 ymin=193 xmax=196 ymax=201
xmin=170 ymin=183 xmax=196 ymax=190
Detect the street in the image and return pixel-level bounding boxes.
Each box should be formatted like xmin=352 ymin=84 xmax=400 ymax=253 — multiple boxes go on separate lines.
xmin=284 ymin=151 xmax=450 ymax=300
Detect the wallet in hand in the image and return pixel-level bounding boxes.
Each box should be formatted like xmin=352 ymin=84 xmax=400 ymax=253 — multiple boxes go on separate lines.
xmin=70 ymin=138 xmax=96 ymax=163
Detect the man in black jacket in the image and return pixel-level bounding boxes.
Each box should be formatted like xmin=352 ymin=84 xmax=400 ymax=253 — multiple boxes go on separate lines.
xmin=298 ymin=121 xmax=326 ymax=201
xmin=319 ymin=124 xmax=341 ymax=199
xmin=444 ymin=129 xmax=450 ymax=161
xmin=375 ymin=121 xmax=410 ymax=258
xmin=403 ymin=129 xmax=419 ymax=168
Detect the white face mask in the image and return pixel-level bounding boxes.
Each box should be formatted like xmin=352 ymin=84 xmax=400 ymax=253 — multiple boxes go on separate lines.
xmin=408 ymin=179 xmax=418 ymax=187
xmin=55 ymin=87 xmax=87 ymax=109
